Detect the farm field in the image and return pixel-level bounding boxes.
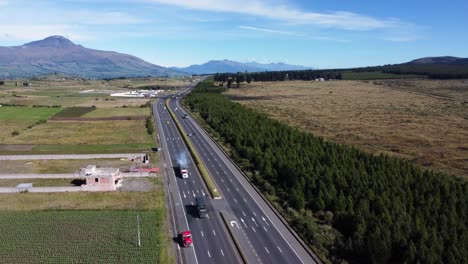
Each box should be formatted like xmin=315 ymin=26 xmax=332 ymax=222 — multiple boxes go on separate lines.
xmin=226 ymin=79 xmax=468 ymax=178
xmin=0 ymin=158 xmax=134 ymax=174
xmin=83 ymin=107 xmax=150 ymax=117
xmin=0 ymin=177 xmax=172 ymax=263
xmin=0 ymin=77 xmax=191 ymax=108
xmin=0 ymin=106 xmax=62 ymax=120
xmin=0 ymin=210 xmax=162 ymax=263
xmin=4 ymin=120 xmax=153 ymax=145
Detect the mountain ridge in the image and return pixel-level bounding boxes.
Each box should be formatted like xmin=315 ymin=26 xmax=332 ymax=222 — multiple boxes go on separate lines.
xmin=0 ymin=36 xmax=186 ymax=79
xmin=172 ymin=59 xmax=312 ymax=74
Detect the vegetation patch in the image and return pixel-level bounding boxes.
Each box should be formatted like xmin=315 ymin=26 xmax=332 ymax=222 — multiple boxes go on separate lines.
xmin=53 ymin=106 xmax=96 ymax=117
xmin=5 ymin=120 xmax=153 ymax=145
xmin=0 ymin=106 xmax=62 ymax=120
xmin=82 ymin=107 xmax=150 ymax=118
xmin=0 ymin=211 xmax=161 ymax=263
xmin=185 ymin=78 xmax=467 ymax=263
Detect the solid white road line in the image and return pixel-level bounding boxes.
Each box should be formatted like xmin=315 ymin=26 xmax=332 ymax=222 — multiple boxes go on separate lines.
xmin=265 ymin=247 xmax=270 ymax=254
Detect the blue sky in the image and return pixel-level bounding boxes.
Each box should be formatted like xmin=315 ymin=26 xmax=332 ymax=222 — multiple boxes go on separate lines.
xmin=0 ymin=0 xmax=467 ymax=68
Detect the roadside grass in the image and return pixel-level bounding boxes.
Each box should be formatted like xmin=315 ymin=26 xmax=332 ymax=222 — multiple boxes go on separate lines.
xmin=342 ymin=71 xmax=423 ymax=80
xmin=0 ymin=158 xmax=134 ymax=174
xmin=82 ymin=107 xmax=150 ymax=118
xmin=53 ymin=106 xmax=96 ymax=117
xmin=5 ymin=120 xmax=154 ymax=145
xmin=0 ymin=143 xmax=154 ymax=155
xmin=0 ymin=106 xmax=63 ymax=120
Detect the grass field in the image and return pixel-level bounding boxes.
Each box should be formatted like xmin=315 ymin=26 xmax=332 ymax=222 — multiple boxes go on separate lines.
xmin=83 ymin=107 xmax=150 ymax=118
xmin=4 ymin=120 xmax=153 ymax=145
xmin=0 ymin=178 xmax=78 ymax=187
xmin=0 ymin=158 xmax=134 ymax=174
xmin=226 ymin=79 xmax=468 ymax=178
xmin=0 ymin=106 xmax=62 ymax=120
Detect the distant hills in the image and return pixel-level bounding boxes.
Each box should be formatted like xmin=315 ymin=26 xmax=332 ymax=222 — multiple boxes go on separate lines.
xmin=407 ymin=56 xmax=468 ymax=65
xmin=0 ymin=36 xmax=185 ymax=79
xmin=171 ymin=59 xmax=312 ymax=74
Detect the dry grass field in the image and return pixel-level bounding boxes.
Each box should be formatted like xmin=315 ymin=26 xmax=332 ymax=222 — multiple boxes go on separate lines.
xmin=226 ymin=79 xmax=468 ymax=178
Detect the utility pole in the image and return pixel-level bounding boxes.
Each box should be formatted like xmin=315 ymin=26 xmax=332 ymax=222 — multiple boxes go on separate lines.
xmin=137 ymin=213 xmax=141 ymax=247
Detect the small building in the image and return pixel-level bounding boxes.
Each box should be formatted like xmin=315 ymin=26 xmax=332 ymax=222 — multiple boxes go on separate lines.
xmin=80 ymin=165 xmax=122 ymax=191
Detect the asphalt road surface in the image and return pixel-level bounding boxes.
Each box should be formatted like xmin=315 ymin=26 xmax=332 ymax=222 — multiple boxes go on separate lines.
xmin=153 ymin=92 xmax=241 ymax=263
xmin=168 ymin=88 xmax=320 ymax=264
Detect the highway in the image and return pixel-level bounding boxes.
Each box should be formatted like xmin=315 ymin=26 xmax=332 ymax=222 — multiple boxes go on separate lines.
xmin=153 ymin=89 xmax=241 ymax=264
xmin=155 ymin=79 xmax=319 ymax=264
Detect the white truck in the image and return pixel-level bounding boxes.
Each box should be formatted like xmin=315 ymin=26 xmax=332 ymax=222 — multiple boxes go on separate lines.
xmin=179 ymin=164 xmax=188 ymax=179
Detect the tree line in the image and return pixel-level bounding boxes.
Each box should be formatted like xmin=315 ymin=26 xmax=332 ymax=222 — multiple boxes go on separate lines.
xmin=214 ymin=70 xmax=343 ymax=87
xmin=185 ymin=79 xmax=467 ymax=263
xmin=352 ymin=64 xmax=468 ymax=79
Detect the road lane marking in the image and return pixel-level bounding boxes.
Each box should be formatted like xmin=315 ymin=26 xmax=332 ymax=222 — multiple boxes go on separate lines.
xmin=263 ymin=226 xmax=268 ymax=232
xmin=265 ymin=247 xmax=270 ymax=254
xmin=277 ymin=246 xmax=283 ymax=253
xmin=213 ymin=229 xmax=216 ymax=236
xmin=252 ymin=217 xmax=259 ymax=227
xmin=241 ymin=218 xmax=247 ymax=228
xmin=252 ymin=226 xmax=256 ymax=233
xmin=207 ymin=251 xmax=211 ymax=258
xmin=221 ymin=249 xmax=224 ymax=256
xmin=234 ymin=198 xmax=238 ymax=203
xmin=201 ymin=231 xmax=204 ymax=237
xmin=262 ymin=216 xmax=270 ymax=227
xmin=242 ymin=211 xmax=246 ymax=217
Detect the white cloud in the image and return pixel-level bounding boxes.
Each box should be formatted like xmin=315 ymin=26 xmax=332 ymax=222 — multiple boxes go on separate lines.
xmin=239 ymin=25 xmax=298 ymax=35
xmin=145 ymin=0 xmax=399 ymax=30
xmin=76 ymin=11 xmax=149 ymax=25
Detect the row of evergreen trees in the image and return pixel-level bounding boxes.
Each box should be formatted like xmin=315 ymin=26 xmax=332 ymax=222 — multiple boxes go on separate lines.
xmin=185 ymin=79 xmax=467 ymax=263
xmin=353 ymin=64 xmax=468 ymax=79
xmin=213 ymin=70 xmax=343 ymax=86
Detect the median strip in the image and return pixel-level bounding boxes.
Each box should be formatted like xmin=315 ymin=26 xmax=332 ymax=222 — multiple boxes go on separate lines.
xmin=220 ymin=212 xmax=248 ymax=264
xmin=165 ymin=99 xmax=221 ymax=199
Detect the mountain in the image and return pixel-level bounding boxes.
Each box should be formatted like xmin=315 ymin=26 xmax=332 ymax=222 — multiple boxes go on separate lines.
xmin=172 ymin=59 xmax=311 ymax=74
xmin=0 ymin=36 xmax=185 ymax=79
xmin=407 ymin=56 xmax=468 ymax=65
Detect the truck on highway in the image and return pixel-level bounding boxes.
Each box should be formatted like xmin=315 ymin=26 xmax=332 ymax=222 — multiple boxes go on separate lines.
xmin=178 ymin=164 xmax=188 ymax=179
xmin=179 ymin=230 xmax=193 ymax=247
xmin=195 ymin=197 xmax=207 ymax=218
